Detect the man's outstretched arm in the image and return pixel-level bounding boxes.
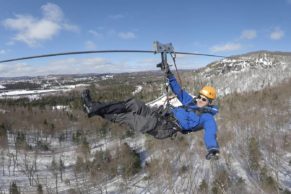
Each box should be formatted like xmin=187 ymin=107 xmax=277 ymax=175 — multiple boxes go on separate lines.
xmin=167 ymin=73 xmax=193 ymax=105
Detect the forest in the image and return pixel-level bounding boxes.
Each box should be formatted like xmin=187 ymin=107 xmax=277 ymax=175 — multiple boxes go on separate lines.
xmin=0 ymin=71 xmax=290 ymax=194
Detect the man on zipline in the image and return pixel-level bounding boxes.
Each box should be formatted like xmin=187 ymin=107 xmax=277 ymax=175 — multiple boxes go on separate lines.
xmin=81 ymin=68 xmax=220 ymax=160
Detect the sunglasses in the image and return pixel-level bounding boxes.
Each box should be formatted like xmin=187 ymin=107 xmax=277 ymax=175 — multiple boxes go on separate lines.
xmin=197 ymin=95 xmax=208 ymax=102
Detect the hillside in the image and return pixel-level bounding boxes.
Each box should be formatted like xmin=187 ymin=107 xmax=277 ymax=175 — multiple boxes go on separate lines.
xmin=192 ymin=51 xmax=291 ymax=96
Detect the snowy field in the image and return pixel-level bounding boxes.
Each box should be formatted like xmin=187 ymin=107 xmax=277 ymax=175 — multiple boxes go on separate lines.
xmin=0 ymin=84 xmax=90 ymax=99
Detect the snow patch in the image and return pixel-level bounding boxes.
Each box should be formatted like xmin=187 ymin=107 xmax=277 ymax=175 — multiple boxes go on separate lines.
xmin=132 ymin=85 xmax=143 ymax=95
xmin=52 ymin=105 xmax=70 ymax=111
xmin=147 ymin=94 xmax=187 ymax=108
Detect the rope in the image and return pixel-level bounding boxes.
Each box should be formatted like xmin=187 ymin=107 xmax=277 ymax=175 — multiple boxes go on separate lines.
xmin=0 ymin=50 xmax=226 ymax=63
xmin=170 ymin=52 xmax=183 ymax=87
xmin=170 ymin=52 xmax=184 ymax=101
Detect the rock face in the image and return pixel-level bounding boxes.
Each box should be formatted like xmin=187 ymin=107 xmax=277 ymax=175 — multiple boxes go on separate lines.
xmin=197 ymin=51 xmax=291 ymax=96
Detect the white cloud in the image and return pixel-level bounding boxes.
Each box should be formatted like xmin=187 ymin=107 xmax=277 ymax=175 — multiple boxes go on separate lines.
xmin=15 ymin=19 xmax=60 ymax=46
xmin=0 ymin=56 xmax=166 ymax=76
xmin=44 ymin=58 xmax=112 ymax=75
xmin=270 ymin=28 xmax=284 ymax=40
xmin=0 ymin=57 xmax=123 ymax=76
xmin=85 ymin=41 xmax=96 ymax=50
xmin=89 ymin=28 xmax=137 ymax=40
xmin=0 ymin=63 xmax=34 ymax=77
xmin=118 ymin=32 xmax=136 ymax=40
xmin=138 ymin=58 xmax=160 ymax=65
xmin=210 ymin=43 xmax=242 ymax=52
xmin=240 ymin=30 xmax=257 ymax=40
xmin=41 ymin=3 xmax=63 ymax=22
xmin=2 ymin=3 xmax=79 ymax=47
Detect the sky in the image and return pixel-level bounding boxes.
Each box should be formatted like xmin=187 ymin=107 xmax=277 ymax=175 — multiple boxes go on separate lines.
xmin=0 ymin=0 xmax=291 ymax=77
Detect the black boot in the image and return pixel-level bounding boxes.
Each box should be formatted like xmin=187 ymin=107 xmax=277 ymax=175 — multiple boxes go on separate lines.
xmin=81 ymin=89 xmax=96 ymax=117
xmin=81 ymin=89 xmax=92 ymax=107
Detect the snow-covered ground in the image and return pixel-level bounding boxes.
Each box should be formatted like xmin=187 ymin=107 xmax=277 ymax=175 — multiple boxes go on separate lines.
xmin=0 ymin=89 xmax=59 ymax=97
xmin=147 ymin=93 xmax=184 ymax=107
xmin=0 ymin=84 xmax=90 ymax=99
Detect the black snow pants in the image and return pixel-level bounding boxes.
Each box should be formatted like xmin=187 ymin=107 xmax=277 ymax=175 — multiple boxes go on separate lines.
xmin=93 ymin=98 xmax=179 ymax=139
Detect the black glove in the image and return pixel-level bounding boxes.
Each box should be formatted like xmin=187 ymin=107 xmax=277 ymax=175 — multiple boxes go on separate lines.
xmin=166 ymin=68 xmax=173 ymax=77
xmin=156 ymin=62 xmax=164 ymax=70
xmin=156 ymin=62 xmax=172 ymax=76
xmin=205 ymin=148 xmax=220 ymax=160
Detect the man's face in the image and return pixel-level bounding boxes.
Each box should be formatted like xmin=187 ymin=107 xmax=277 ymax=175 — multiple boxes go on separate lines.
xmin=196 ymin=95 xmax=209 ymax=108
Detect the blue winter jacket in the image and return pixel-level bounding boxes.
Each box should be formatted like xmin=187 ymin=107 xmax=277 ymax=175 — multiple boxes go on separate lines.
xmin=168 ymin=75 xmax=219 ymax=150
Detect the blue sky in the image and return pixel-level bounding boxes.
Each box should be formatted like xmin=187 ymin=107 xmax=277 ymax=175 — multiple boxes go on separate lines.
xmin=0 ymin=0 xmax=291 ymax=76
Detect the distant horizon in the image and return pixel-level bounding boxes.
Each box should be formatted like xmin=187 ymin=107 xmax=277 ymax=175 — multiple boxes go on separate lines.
xmin=1 ymin=49 xmax=290 ymax=78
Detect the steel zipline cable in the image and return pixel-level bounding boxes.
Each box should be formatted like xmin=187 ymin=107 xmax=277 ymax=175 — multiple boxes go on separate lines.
xmin=0 ymin=49 xmax=226 ymax=63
